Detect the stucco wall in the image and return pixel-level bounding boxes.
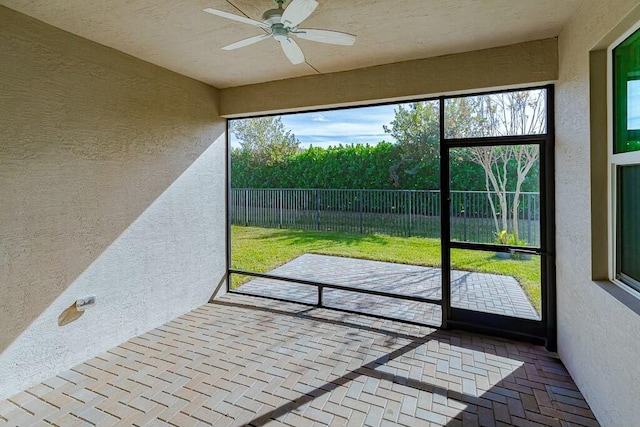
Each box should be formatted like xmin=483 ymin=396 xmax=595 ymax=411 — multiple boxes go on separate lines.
xmin=220 ymin=38 xmax=558 ymax=117
xmin=0 ymin=6 xmax=226 ymax=400
xmin=556 ymin=1 xmax=640 ymax=425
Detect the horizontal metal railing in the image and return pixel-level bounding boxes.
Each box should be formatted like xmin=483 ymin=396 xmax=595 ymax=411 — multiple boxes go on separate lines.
xmin=230 ymin=188 xmax=540 ymax=246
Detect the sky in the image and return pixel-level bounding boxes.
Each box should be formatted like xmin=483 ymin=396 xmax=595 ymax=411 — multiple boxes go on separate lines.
xmin=230 ymin=103 xmax=400 ymax=148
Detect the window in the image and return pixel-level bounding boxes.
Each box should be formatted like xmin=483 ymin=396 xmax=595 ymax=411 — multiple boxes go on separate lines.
xmin=611 ymin=23 xmax=640 ymax=294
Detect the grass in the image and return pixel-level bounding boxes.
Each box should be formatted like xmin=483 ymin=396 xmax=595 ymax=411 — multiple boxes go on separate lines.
xmin=231 ymin=225 xmax=541 ymax=313
xmin=232 ymin=206 xmax=541 ymax=246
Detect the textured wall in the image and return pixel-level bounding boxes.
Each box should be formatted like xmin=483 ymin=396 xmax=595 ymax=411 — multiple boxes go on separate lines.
xmin=220 ymin=38 xmax=558 ymax=117
xmin=0 ymin=6 xmax=226 ymax=400
xmin=556 ymin=1 xmax=640 ymax=425
xmin=0 ymin=0 xmax=580 ymax=88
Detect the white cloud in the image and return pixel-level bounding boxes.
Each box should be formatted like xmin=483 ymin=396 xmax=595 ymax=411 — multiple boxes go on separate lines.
xmin=281 ymin=104 xmax=399 ymax=147
xmin=230 ymin=103 xmax=407 ymax=148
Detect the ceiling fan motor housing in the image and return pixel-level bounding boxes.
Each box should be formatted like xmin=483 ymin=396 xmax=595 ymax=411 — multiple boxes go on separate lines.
xmin=271 ymin=24 xmax=289 ymax=42
xmin=262 ymin=8 xmax=284 ymax=27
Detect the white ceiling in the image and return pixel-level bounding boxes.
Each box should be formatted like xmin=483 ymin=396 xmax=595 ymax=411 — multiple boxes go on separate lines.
xmin=1 ymin=0 xmax=585 ymax=88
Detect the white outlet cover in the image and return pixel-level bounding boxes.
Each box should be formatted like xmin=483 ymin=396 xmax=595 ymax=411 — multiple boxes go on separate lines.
xmin=76 ymin=296 xmax=96 ymax=311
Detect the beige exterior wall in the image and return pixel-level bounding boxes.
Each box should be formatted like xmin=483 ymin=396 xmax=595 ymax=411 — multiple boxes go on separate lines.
xmin=556 ymin=1 xmax=640 ymax=426
xmin=0 ymin=6 xmax=226 ymax=400
xmin=220 ymin=38 xmax=558 ymax=117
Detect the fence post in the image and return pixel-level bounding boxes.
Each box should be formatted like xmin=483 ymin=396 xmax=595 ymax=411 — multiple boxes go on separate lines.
xmin=527 ymin=193 xmax=532 ymax=244
xmin=463 ymin=191 xmax=467 ymax=241
xmin=407 ymin=191 xmax=412 ymax=237
xmin=316 ymin=189 xmax=321 ymax=231
xmin=279 ymin=189 xmax=283 ymax=228
xmin=359 ymin=190 xmax=364 ymax=234
xmin=244 ymin=189 xmax=249 ymax=226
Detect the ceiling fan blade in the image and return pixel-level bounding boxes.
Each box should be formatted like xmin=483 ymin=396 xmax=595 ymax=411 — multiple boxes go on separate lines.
xmin=293 ymin=29 xmax=356 ymax=46
xmin=203 ymin=8 xmax=270 ymax=29
xmin=280 ymin=38 xmax=305 ymax=64
xmin=222 ymin=34 xmax=271 ymax=50
xmin=280 ymin=0 xmax=318 ymax=28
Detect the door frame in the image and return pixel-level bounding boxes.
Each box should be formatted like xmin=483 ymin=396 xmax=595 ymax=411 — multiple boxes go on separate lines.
xmin=439 ymin=85 xmax=556 ymax=350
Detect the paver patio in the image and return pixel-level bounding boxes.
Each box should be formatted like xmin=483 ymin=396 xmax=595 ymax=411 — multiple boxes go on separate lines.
xmin=236 ymin=254 xmax=539 ymax=324
xmin=0 ymin=293 xmax=597 ymax=426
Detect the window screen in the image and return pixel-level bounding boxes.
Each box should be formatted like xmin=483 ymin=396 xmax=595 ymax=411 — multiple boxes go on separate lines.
xmin=617 ymin=165 xmax=640 ymax=290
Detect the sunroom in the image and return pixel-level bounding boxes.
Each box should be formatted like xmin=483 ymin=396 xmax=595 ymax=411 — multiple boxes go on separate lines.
xmin=1 ymin=1 xmax=639 ymax=426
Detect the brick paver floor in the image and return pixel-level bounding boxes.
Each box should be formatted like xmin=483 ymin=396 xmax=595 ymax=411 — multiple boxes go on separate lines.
xmin=236 ymin=254 xmax=539 ymax=324
xmin=0 ymin=293 xmax=597 ymax=426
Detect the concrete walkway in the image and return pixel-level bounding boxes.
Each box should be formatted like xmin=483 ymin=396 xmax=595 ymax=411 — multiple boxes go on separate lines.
xmin=236 ymin=254 xmax=540 ymax=324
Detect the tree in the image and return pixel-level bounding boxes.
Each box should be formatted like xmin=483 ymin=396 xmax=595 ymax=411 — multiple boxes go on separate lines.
xmin=230 ymin=116 xmax=300 ymax=165
xmin=230 ymin=142 xmax=398 ymax=189
xmin=468 ymin=145 xmax=539 ymax=239
xmin=456 ymin=90 xmax=546 ymax=242
xmin=386 ymin=91 xmax=545 ymax=242
xmin=383 ymin=102 xmax=440 ymax=188
xmin=383 ymin=99 xmax=489 ymax=191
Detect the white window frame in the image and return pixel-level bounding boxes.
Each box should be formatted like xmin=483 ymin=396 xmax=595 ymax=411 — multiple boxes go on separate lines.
xmin=608 ymin=18 xmax=640 ymax=298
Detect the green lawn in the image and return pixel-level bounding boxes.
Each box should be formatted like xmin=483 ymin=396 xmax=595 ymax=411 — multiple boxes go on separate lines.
xmin=231 ymin=225 xmax=541 ymax=313
xmin=231 ymin=206 xmax=541 ymax=246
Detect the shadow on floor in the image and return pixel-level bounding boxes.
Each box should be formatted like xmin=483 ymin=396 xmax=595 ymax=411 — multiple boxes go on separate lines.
xmin=214 ymin=299 xmax=597 ymax=427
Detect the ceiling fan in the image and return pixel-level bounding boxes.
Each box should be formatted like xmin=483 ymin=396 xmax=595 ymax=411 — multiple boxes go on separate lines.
xmin=203 ymin=0 xmax=356 ymax=65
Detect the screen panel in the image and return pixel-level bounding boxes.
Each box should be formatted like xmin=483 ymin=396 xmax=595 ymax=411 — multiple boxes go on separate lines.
xmin=618 ymin=165 xmax=640 ymax=290
xmin=444 ymin=89 xmax=547 ymax=139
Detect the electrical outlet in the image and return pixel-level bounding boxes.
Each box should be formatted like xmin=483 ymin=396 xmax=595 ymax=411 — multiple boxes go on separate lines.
xmin=76 ymin=296 xmax=96 ymax=311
